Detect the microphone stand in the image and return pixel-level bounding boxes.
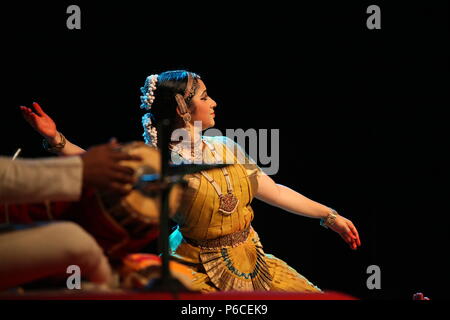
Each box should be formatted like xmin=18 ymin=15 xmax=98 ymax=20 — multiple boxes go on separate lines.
xmin=145 ymin=119 xmax=190 ymax=295
xmin=142 ymin=120 xmax=229 ymax=295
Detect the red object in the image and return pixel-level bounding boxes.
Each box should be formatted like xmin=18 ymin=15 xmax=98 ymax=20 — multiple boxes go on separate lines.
xmin=0 ymin=188 xmax=159 ymax=260
xmin=0 ymin=290 xmax=357 ymax=300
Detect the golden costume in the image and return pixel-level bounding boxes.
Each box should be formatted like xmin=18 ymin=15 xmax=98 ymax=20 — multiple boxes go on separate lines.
xmin=169 ymin=136 xmax=321 ymax=293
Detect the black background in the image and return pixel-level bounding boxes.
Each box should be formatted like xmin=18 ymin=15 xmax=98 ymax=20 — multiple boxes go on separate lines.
xmin=1 ymin=1 xmax=448 ymax=300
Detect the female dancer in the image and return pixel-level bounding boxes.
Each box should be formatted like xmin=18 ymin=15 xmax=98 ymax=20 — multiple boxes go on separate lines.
xmin=21 ymin=70 xmax=361 ymax=292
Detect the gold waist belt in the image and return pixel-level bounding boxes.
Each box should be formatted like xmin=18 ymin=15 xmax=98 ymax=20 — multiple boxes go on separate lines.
xmin=184 ymin=226 xmax=251 ymax=249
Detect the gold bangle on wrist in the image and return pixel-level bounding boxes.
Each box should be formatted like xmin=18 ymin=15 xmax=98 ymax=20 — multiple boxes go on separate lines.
xmin=43 ymin=132 xmax=66 ymax=153
xmin=320 ymin=209 xmax=338 ymax=229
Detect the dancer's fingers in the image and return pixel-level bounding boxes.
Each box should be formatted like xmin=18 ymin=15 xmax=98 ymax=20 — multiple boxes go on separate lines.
xmin=32 ymin=102 xmax=46 ymax=116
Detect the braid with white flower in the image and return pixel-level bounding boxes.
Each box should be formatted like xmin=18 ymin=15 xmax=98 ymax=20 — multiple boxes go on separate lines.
xmin=140 ymin=74 xmax=159 ymax=147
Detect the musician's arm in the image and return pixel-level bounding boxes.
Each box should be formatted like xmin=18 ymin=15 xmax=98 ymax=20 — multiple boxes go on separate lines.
xmin=1 ymin=142 xmax=141 ymax=204
xmin=0 ymin=156 xmax=83 ymax=204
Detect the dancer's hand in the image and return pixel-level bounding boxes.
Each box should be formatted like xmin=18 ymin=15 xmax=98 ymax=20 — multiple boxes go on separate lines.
xmin=20 ymin=102 xmax=59 ymax=143
xmin=328 ymin=215 xmax=361 ymax=250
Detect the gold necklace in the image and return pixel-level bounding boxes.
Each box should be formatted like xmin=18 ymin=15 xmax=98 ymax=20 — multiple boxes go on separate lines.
xmin=200 ymin=140 xmax=239 ymax=216
xmin=200 ymin=169 xmax=239 ymax=216
xmin=170 ymin=138 xmax=239 ymax=215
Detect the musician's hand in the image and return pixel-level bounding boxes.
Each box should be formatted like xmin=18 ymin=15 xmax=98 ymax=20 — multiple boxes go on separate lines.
xmin=81 ymin=140 xmax=142 ymax=195
xmin=328 ymin=215 xmax=361 ymax=250
xmin=20 ymin=102 xmax=59 ymax=143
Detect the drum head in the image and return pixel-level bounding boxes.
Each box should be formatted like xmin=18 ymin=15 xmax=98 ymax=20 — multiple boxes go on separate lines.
xmin=118 ymin=142 xmax=183 ymax=223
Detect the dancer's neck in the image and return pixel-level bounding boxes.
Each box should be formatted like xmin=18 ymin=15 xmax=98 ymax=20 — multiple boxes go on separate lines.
xmin=169 ymin=125 xmax=204 ymax=153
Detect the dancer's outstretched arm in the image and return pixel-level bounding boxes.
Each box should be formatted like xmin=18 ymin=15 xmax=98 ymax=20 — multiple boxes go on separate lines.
xmin=255 ymin=173 xmax=361 ymax=250
xmin=20 ymin=102 xmax=86 ymax=155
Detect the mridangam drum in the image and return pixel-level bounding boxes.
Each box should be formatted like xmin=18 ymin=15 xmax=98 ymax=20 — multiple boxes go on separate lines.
xmin=99 ymin=141 xmax=184 ymax=238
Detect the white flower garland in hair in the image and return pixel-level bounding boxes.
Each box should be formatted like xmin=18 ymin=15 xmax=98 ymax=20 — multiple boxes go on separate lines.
xmin=142 ymin=113 xmax=158 ymax=147
xmin=140 ymin=74 xmax=159 ymax=148
xmin=140 ymin=74 xmax=158 ymax=110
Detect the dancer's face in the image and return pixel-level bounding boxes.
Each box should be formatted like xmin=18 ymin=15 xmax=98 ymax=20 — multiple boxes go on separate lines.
xmin=189 ymin=80 xmax=217 ymax=130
